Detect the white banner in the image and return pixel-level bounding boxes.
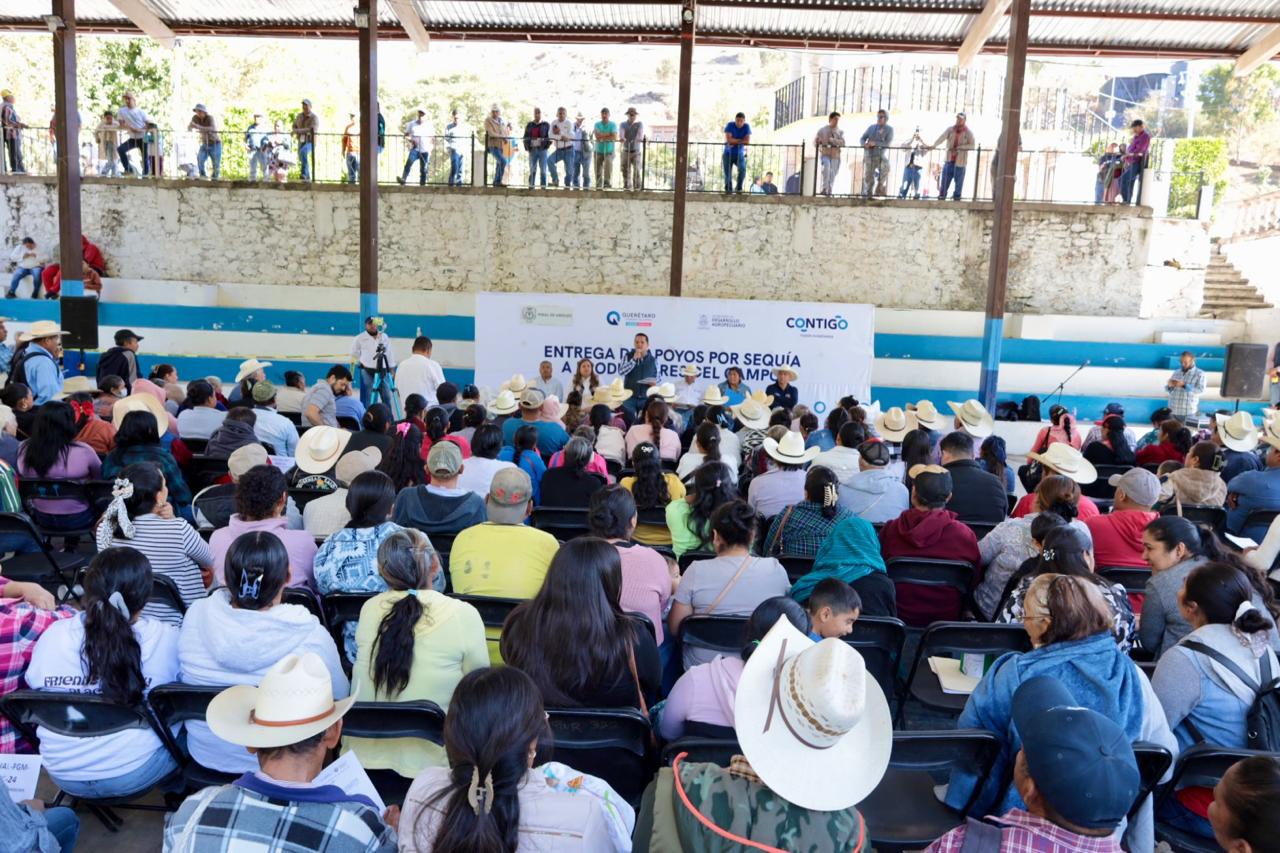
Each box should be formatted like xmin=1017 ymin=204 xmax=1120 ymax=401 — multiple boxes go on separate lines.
xmin=474 ymin=293 xmax=874 ymax=413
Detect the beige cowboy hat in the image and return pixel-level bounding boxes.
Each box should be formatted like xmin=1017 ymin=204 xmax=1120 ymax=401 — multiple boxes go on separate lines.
xmin=680 ymin=365 xmax=700 ymax=379
xmin=1216 ymin=411 xmax=1261 ymax=453
xmin=910 ymin=399 xmax=945 ymax=431
xmin=701 ymin=385 xmax=730 ymax=407
xmin=735 ymin=617 xmax=891 ymax=811
xmin=112 ymin=393 xmax=168 ymax=436
xmin=732 ymin=398 xmax=771 ymax=431
xmin=772 ymin=364 xmax=800 ymax=381
xmin=874 ymin=406 xmax=917 ymax=443
xmin=501 ymin=373 xmax=530 ymax=394
xmin=948 ymin=399 xmax=995 ymax=439
xmin=207 ymin=653 xmax=357 ymax=749
xmin=1260 ymin=416 xmax=1280 ymax=452
xmin=763 ymin=431 xmax=820 ymax=466
xmin=295 ymin=425 xmax=352 ymax=474
xmin=58 ymin=375 xmax=98 ymax=398
xmin=18 ymin=320 xmax=68 ymax=343
xmin=646 ymin=382 xmax=678 ymax=403
xmin=1027 ymin=442 xmax=1097 ymax=484
xmin=488 ymin=389 xmax=519 ymax=416
xmin=591 ymin=378 xmax=633 ymax=409
xmin=235 ymin=358 xmax=273 ymax=383
xmin=746 ymin=389 xmax=776 ymax=408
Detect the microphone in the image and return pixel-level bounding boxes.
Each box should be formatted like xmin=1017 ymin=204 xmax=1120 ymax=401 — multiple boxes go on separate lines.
xmin=622 ymin=347 xmax=635 ymax=361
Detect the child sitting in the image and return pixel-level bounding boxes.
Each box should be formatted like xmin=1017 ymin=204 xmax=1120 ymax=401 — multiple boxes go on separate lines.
xmin=805 ymin=578 xmax=861 ymax=640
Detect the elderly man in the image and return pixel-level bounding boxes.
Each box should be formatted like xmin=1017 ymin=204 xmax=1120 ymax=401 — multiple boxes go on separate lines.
xmin=483 ymin=104 xmax=513 ymax=188
xmin=1 ymin=89 xmax=28 ymax=173
xmin=929 ymin=112 xmax=975 ymax=201
xmin=532 ymin=360 xmax=564 ymax=401
xmin=859 ymin=109 xmax=894 ymax=197
xmin=12 ymin=320 xmax=65 ymax=404
xmin=1226 ymin=420 xmax=1280 ymax=542
xmin=619 ymin=107 xmax=645 ymax=190
xmin=292 ymin=98 xmax=319 ymax=181
xmin=187 ymin=103 xmax=222 ymax=180
xmin=1166 ymin=351 xmax=1206 ymax=424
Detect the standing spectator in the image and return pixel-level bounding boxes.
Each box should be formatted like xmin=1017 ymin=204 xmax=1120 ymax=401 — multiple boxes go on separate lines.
xmin=593 ymin=107 xmax=617 ymax=189
xmin=619 ymin=107 xmax=645 ymax=190
xmin=115 ymin=91 xmax=148 ymax=175
xmin=187 ymin=103 xmax=221 ymax=179
xmin=302 ymin=365 xmax=353 ymax=428
xmin=484 ymin=104 xmax=512 ymax=187
xmin=928 ymin=112 xmax=975 ymax=201
xmin=13 ymin=320 xmax=64 ymax=404
xmin=341 ymin=110 xmax=359 ymax=184
xmin=898 ymin=127 xmax=926 ymax=198
xmin=0 ymin=89 xmax=26 ymax=173
xmin=95 ymin=109 xmax=121 ymax=176
xmin=761 ymin=171 xmax=778 ymax=194
xmin=267 ymin=119 xmax=290 ymax=181
xmin=1166 ymin=350 xmax=1206 ymax=423
xmin=95 ymin=328 xmax=142 ymax=392
xmin=722 ymin=112 xmax=751 ymax=193
xmin=860 ymin=109 xmax=894 ymax=197
xmin=523 ymin=107 xmax=551 ymax=189
xmin=571 ymin=111 xmax=592 ymax=188
xmin=6 ymin=237 xmax=43 ymax=299
xmin=1096 ymin=141 xmax=1124 ymax=204
xmin=394 ymin=335 xmax=445 ymax=411
xmin=444 ymin=108 xmax=469 ymax=186
xmin=398 ymin=108 xmax=431 ymax=186
xmin=291 ymin=98 xmax=319 ymax=181
xmin=1119 ymin=118 xmax=1150 ymax=204
xmin=350 ymin=316 xmax=394 ymax=408
xmin=814 ymin=111 xmax=845 ymax=195
xmin=243 ymin=112 xmax=269 ymax=181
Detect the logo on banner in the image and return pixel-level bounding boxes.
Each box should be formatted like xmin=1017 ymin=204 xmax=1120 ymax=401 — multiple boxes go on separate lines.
xmin=521 ymin=305 xmax=573 ymax=327
xmin=605 ymin=310 xmax=655 ymax=328
xmin=606 ymin=311 xmax=621 ymax=326
xmin=786 ymin=314 xmax=849 ymax=337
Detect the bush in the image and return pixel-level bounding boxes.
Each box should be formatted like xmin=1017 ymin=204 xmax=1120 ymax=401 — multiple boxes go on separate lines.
xmin=1170 ymin=137 xmax=1228 ymax=216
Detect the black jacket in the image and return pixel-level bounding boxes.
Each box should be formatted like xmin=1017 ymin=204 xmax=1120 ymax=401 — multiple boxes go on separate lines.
xmin=944 ymin=459 xmax=1008 ymax=523
xmin=96 ymin=346 xmax=138 ymax=392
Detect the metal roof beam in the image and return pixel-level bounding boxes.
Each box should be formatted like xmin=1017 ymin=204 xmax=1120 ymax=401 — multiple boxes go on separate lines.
xmin=387 ymin=0 xmax=430 ymax=52
xmin=958 ymin=0 xmax=1012 ymax=67
xmin=106 ymin=0 xmax=176 ymax=48
xmin=1236 ymin=24 xmax=1280 ymax=76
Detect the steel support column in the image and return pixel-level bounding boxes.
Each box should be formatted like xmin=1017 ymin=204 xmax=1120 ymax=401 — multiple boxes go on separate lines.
xmin=668 ymin=0 xmax=696 ymax=297
xmin=52 ymin=0 xmax=83 ymax=298
xmin=977 ymin=0 xmax=1029 ymax=410
xmin=358 ymin=0 xmax=379 ymax=321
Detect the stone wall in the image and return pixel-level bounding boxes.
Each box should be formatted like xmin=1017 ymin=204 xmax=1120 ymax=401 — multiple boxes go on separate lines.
xmin=2 ymin=176 xmax=1162 ymax=315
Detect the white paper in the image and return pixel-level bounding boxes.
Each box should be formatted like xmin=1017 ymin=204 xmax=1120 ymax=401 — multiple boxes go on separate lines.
xmin=0 ymin=754 xmax=41 ymax=802
xmin=1225 ymin=533 xmax=1258 ymax=550
xmin=313 ymin=751 xmax=386 ymax=814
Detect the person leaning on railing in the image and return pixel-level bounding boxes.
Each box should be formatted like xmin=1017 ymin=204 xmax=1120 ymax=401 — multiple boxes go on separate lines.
xmin=1 ymin=89 xmax=29 ymax=174
xmin=292 ymin=97 xmax=319 ymax=182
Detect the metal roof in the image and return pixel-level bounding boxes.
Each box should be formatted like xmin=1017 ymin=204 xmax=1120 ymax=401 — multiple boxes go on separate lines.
xmin=0 ymin=0 xmax=1277 ymax=58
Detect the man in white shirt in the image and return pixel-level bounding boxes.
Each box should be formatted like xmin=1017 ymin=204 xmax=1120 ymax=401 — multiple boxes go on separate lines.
xmin=395 ymin=335 xmax=446 ymax=409
xmin=675 ymin=364 xmax=703 ymax=409
xmin=444 ymin=108 xmax=469 ymax=187
xmin=532 ymin=360 xmax=564 ymax=400
xmin=398 ymin=109 xmax=432 ymax=186
xmin=116 ymin=91 xmax=148 ymax=176
xmin=350 ymin=317 xmax=394 ymax=407
xmin=570 ymin=113 xmax=592 ymax=189
xmin=548 ymin=106 xmax=575 ymax=189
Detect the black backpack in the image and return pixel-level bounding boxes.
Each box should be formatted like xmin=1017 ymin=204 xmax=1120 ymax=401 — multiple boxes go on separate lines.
xmin=1019 ymin=395 xmax=1041 ymax=422
xmin=1183 ymin=640 xmax=1280 ymax=751
xmin=4 ymin=347 xmax=54 ymax=391
xmin=994 ymin=401 xmax=1020 ymax=422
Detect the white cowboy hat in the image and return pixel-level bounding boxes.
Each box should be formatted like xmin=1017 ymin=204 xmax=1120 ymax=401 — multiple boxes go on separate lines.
xmin=1260 ymin=416 xmax=1280 ymax=452
xmin=295 ymin=425 xmax=352 ymax=474
xmin=488 ymin=389 xmax=519 ymax=416
xmin=501 ymin=374 xmax=529 ymax=394
xmin=112 ymin=393 xmax=168 ymax=436
xmin=58 ymin=375 xmax=97 ymax=398
xmin=1027 ymin=442 xmax=1098 ymax=484
xmin=746 ymin=389 xmax=776 ymax=408
xmin=732 ymin=398 xmax=771 ymax=431
xmin=701 ymin=385 xmax=730 ymax=407
xmin=911 ymin=399 xmax=945 ymax=431
xmin=18 ymin=320 xmax=68 ymax=343
xmin=591 ymin=378 xmax=633 ymax=409
xmin=680 ymin=365 xmax=700 ymax=379
xmin=874 ymin=406 xmax=917 ymax=443
xmin=207 ymin=653 xmax=357 ymax=749
xmin=948 ymin=399 xmax=995 ymax=439
xmin=735 ymin=617 xmax=891 ymax=811
xmin=763 ymin=431 xmax=820 ymax=466
xmin=772 ymin=365 xmax=800 ymax=381
xmin=1216 ymin=411 xmax=1261 ymax=453
xmin=235 ymin=358 xmax=273 ymax=383
xmin=646 ymin=382 xmax=678 ymax=403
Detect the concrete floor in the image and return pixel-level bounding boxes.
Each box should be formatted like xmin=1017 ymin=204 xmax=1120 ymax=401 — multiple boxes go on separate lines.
xmin=35 ymin=771 xmax=166 ymax=852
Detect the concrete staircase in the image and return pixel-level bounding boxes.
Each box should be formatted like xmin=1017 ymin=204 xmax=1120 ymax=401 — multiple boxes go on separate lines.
xmin=1199 ymin=241 xmax=1273 ymax=319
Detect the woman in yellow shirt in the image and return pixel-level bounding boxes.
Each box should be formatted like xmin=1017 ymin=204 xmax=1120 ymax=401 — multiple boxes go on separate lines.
xmin=619 ymin=442 xmax=685 ymax=545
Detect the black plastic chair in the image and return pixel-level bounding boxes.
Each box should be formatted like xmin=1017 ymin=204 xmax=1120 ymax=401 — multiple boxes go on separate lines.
xmin=530 ymin=506 xmax=592 ymax=540
xmin=149 ymin=575 xmax=189 ymax=616
xmin=337 ymin=416 xmax=362 ymax=431
xmin=1244 ymin=508 xmax=1280 ymax=536
xmin=1161 ymin=503 xmax=1228 ymax=536
xmin=861 ymin=729 xmax=1003 ymax=852
xmin=322 ymin=592 xmax=377 ymax=668
xmin=676 ymin=550 xmax=716 ymax=573
xmin=1130 ymin=741 xmax=1173 ymax=820
xmin=778 ymin=554 xmax=815 ymax=584
xmin=1082 ymin=464 xmax=1131 ymax=500
xmin=452 ymin=594 xmax=523 ymax=629
xmin=679 ymin=615 xmax=748 ymax=662
xmin=547 ymin=707 xmax=655 ymax=806
xmin=884 ymin=557 xmax=976 ymax=627
xmin=661 ymin=737 xmax=741 ymax=767
xmin=960 ymin=520 xmax=998 ymax=541
xmin=1156 ymin=744 xmax=1266 ymax=852
xmin=0 ymin=512 xmax=88 ymax=601
xmin=281 ymin=411 xmax=303 ymax=426
xmin=899 ymin=622 xmax=1031 ymax=724
xmin=147 ymin=683 xmax=239 ymax=792
xmin=844 ymin=615 xmax=908 ymax=702
xmin=1098 ymin=566 xmax=1152 ymax=596
xmin=186 ymin=455 xmax=231 ymax=491
xmin=17 ymin=478 xmax=115 ymax=539
xmin=181 ymin=437 xmax=209 ymax=454
xmin=636 ymin=506 xmax=667 ymax=527
xmin=342 ymin=700 xmax=446 ymax=806
xmin=628 ymin=611 xmax=657 ymax=642
xmin=283 ymin=586 xmax=325 ymax=622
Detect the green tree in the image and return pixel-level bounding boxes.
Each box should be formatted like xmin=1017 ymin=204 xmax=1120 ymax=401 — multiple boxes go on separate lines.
xmin=79 ymin=38 xmax=171 ymax=116
xmin=1197 ymin=63 xmax=1280 ymax=153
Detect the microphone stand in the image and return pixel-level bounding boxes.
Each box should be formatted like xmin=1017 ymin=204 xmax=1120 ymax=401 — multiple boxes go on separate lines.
xmin=1040 ymin=359 xmax=1090 ymax=411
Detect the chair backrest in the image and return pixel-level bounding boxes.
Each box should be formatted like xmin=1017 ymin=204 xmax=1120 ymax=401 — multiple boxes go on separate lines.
xmin=843 ymin=615 xmax=908 ymax=699
xmin=342 ymin=700 xmax=445 ymax=743
xmin=628 ymin=611 xmax=657 ymax=642
xmin=452 ymin=594 xmax=523 ymax=629
xmin=677 ymin=550 xmax=716 ymax=573
xmin=337 ymin=416 xmax=362 ymax=431
xmin=150 ymin=575 xmax=188 ymax=615
xmin=679 ymin=615 xmax=748 ymax=657
xmin=636 ymin=507 xmax=667 ymax=527
xmin=547 ymin=707 xmax=654 ymax=804
xmin=1130 ymin=741 xmax=1173 ymax=819
xmin=0 ymin=512 xmax=55 ymax=556
xmin=1098 ymin=566 xmax=1152 ymax=595
xmin=1162 ymin=503 xmax=1227 ymax=535
xmin=188 ymin=455 xmax=232 ymax=490
xmin=282 ymin=586 xmax=325 ymax=622
xmin=1245 ymin=509 xmax=1280 ymax=532
xmin=885 ymin=558 xmax=975 ymax=595
xmin=322 ymin=591 xmax=377 ymax=649
xmin=1082 ymin=465 xmax=1130 ymax=499
xmin=148 ymin=682 xmax=219 ymax=726
xmin=18 ymin=478 xmax=114 ymax=515
xmin=530 ymin=506 xmax=592 ymax=540
xmin=182 ymin=437 xmax=209 ymax=454
xmin=960 ymin=520 xmax=998 ymax=541
xmin=778 ymin=555 xmax=815 ymax=584
xmin=874 ymin=729 xmax=1003 ymax=816
xmin=0 ymin=688 xmax=157 ymax=745
xmin=661 ymin=737 xmax=741 ymax=767
xmin=282 ymin=411 xmax=303 ymax=426
xmin=427 ymin=530 xmax=459 ymax=556
xmin=1161 ymin=744 xmax=1268 ymax=796
xmin=905 ymin=622 xmax=1032 ymax=692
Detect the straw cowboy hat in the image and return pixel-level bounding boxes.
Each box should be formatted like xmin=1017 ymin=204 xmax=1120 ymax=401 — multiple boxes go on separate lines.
xmin=18 ymin=320 xmax=68 ymax=343
xmin=1260 ymin=416 xmax=1280 ymax=452
xmin=772 ymin=364 xmax=800 ymax=381
xmin=112 ymin=393 xmax=168 ymax=436
xmin=207 ymin=653 xmax=357 ymax=749
xmin=486 ymin=389 xmax=518 ymax=416
xmin=948 ymin=399 xmax=995 ymax=439
xmin=701 ymin=385 xmax=730 ymax=407
xmin=646 ymin=383 xmax=678 ymax=403
xmin=501 ymin=373 xmax=529 ymax=394
xmin=235 ymin=358 xmax=273 ymax=384
xmin=295 ymin=425 xmax=353 ymax=475
xmin=732 ymin=398 xmax=771 ymax=431
xmin=591 ymin=378 xmax=633 ymax=409
xmin=58 ymin=375 xmax=97 ymax=397
xmin=734 ymin=617 xmax=891 ymax=811
xmin=875 ymin=406 xmax=917 ymax=443
xmin=910 ymin=399 xmax=945 ymax=431
xmin=1216 ymin=411 xmax=1261 ymax=453
xmin=763 ymin=431 xmax=820 ymax=466
xmin=746 ymin=389 xmax=776 ymax=408
xmin=1027 ymin=442 xmax=1097 ymax=484
xmin=680 ymin=365 xmax=700 ymax=379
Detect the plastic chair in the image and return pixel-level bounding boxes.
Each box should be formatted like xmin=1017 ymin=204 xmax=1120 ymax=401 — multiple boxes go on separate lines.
xmin=530 ymin=506 xmax=592 ymax=540
xmin=778 ymin=554 xmax=815 ymax=584
xmin=452 ymin=593 xmax=523 ymax=629
xmin=1156 ymin=744 xmax=1267 ymax=852
xmin=282 ymin=586 xmax=325 ymax=622
xmin=547 ymin=707 xmax=655 ymax=805
xmin=861 ymin=729 xmax=1003 ymax=852
xmin=884 ymin=557 xmax=976 ymax=626
xmin=147 ymin=683 xmax=240 ymax=791
xmin=341 ymin=700 xmax=446 ymax=806
xmin=636 ymin=506 xmax=667 ymax=527
xmin=1161 ymin=503 xmax=1227 ymax=536
xmin=1130 ymin=741 xmax=1173 ymax=820
xmin=0 ymin=512 xmax=88 ymax=601
xmin=899 ymin=622 xmax=1032 ymax=724
xmin=676 ymin=550 xmax=716 ymax=573
xmin=1244 ymin=508 xmax=1280 ymax=535
xmin=960 ymin=520 xmax=998 ymax=542
xmin=661 ymin=737 xmax=741 ymax=767
xmin=337 ymin=416 xmax=362 ymax=431
xmin=281 ymin=411 xmax=303 ymax=426
xmin=149 ymin=575 xmax=189 ymax=616
xmin=679 ymin=615 xmax=748 ymax=661
xmin=17 ymin=478 xmax=115 ymax=539
xmin=186 ymin=455 xmax=231 ymax=491
xmin=1098 ymin=566 xmax=1152 ymax=595
xmin=181 ymin=438 xmax=209 ymax=454
xmin=843 ymin=615 xmax=907 ymax=702
xmin=322 ymin=592 xmax=377 ymax=668
xmin=628 ymin=611 xmax=657 ymax=642
xmin=1081 ymin=464 xmax=1131 ymax=500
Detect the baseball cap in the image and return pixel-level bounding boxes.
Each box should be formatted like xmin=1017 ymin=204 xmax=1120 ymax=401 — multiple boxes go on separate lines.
xmin=1108 ymin=467 xmax=1160 ymax=508
xmin=251 ymin=380 xmax=277 ymax=404
xmin=486 ymin=467 xmax=533 ymax=524
xmin=1102 ymin=402 xmax=1125 ymax=417
xmin=228 ymin=444 xmax=268 ymax=482
xmin=857 ymin=439 xmax=890 ymax=468
xmin=1012 ymin=676 xmax=1139 ymax=830
xmin=301 ymin=98 xmax=312 ymax=106
xmin=193 ymin=103 xmax=208 ymax=113
xmin=909 ymin=464 xmax=953 ymax=505
xmin=114 ymin=329 xmax=143 ymax=345
xmin=518 ymin=388 xmax=545 ymax=410
xmin=335 ymin=447 xmax=381 ymax=487
xmin=427 ymin=441 xmax=463 ymax=479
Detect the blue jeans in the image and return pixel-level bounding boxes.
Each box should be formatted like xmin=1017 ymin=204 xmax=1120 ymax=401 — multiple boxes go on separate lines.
xmin=548 ymin=148 xmax=573 ymax=185
xmin=248 ymin=149 xmax=268 ymax=181
xmin=723 ymin=149 xmax=746 ymax=192
xmin=5 ymin=134 xmax=24 ymax=172
xmin=528 ymin=147 xmax=549 ymax=187
xmin=117 ymin=137 xmax=145 ymax=174
xmin=939 ymin=161 xmax=966 ymax=200
xmin=402 ymin=149 xmax=428 ymax=185
xmin=449 ymin=150 xmax=465 ymax=185
xmin=8 ymin=267 xmax=42 ymax=297
xmin=360 ymin=367 xmax=375 ymax=407
xmin=571 ymin=149 xmax=591 ymax=188
xmin=52 ymin=745 xmax=178 ymax=799
xmin=1095 ymin=178 xmax=1105 ymax=203
xmin=44 ymin=805 xmax=79 ymax=851
xmin=345 ymin=153 xmax=360 ymax=183
xmin=488 ymin=147 xmax=508 ymax=185
xmin=197 ymin=141 xmax=222 ymax=179
xmin=899 ymin=165 xmax=921 ymax=199
xmin=1120 ymin=162 xmax=1142 ymax=203
xmin=298 ymin=141 xmax=314 ymax=181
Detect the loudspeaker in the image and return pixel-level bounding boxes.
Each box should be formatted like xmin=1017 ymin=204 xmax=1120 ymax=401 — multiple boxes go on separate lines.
xmin=60 ymin=296 xmax=99 ymax=351
xmin=1221 ymin=342 xmax=1269 ymax=400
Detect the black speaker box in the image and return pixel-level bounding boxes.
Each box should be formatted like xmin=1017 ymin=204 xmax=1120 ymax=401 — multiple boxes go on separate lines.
xmin=60 ymin=296 xmax=99 ymax=351
xmin=1221 ymin=342 xmax=1268 ymax=400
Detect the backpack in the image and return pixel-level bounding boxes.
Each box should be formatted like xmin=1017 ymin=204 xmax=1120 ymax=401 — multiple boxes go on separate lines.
xmin=1183 ymin=640 xmax=1280 ymax=751
xmin=4 ymin=347 xmax=54 ymax=391
xmin=994 ymin=401 xmax=1020 ymax=422
xmin=1019 ymin=395 xmax=1041 ymax=422
xmin=958 ymin=816 xmax=1004 ymax=852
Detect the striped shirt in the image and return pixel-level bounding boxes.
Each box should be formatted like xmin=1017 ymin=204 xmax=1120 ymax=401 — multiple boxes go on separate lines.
xmin=101 ymin=514 xmax=213 ymax=624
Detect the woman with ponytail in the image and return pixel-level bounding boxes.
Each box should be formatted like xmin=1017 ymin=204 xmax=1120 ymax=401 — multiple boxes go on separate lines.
xmin=1152 ymin=562 xmax=1280 ymax=839
xmin=497 ymin=424 xmax=546 ymax=504
xmin=349 ymin=529 xmax=486 ymax=778
xmin=27 ymin=547 xmax=181 ymax=797
xmin=69 ymin=390 xmax=116 ymax=454
xmin=17 ymin=400 xmax=103 ymax=539
xmin=400 ymin=666 xmax=633 ymax=852
xmin=1030 ymin=404 xmax=1082 ymax=451
xmin=762 ymin=465 xmax=852 ymax=557
xmin=346 ymin=402 xmax=394 ymax=457
xmin=625 ymin=398 xmax=680 ymax=462
xmin=619 ymin=442 xmax=684 ymax=545
xmin=676 ymin=419 xmax=738 ymax=482
xmin=178 ymin=531 xmax=346 ymax=774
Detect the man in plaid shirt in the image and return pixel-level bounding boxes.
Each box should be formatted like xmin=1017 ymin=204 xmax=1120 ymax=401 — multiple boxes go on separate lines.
xmin=1166 ymin=351 xmax=1206 ymax=423
xmin=926 ymin=677 xmax=1139 ymax=852
xmin=0 ymin=582 xmax=75 ymax=753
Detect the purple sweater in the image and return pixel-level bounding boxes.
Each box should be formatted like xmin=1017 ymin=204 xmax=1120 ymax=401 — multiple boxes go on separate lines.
xmin=17 ymin=442 xmax=102 ymax=514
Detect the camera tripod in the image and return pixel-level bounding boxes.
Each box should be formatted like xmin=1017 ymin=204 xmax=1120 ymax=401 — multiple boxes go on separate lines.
xmin=369 ymin=344 xmax=401 ymax=420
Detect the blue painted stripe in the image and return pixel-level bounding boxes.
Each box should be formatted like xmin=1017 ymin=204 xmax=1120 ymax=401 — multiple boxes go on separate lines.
xmin=360 ymin=293 xmax=379 ymax=323
xmin=875 ymin=334 xmax=1225 ymax=369
xmin=60 ymin=279 xmax=84 ymax=298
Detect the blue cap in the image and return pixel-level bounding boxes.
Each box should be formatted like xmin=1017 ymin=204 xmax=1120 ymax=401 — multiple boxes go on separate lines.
xmin=1012 ymin=677 xmax=1139 ymax=830
xmin=1102 ymin=402 xmax=1125 ymax=416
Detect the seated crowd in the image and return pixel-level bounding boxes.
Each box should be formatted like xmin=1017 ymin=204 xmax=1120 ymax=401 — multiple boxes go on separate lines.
xmin=3 ymin=356 xmax=1280 ymax=852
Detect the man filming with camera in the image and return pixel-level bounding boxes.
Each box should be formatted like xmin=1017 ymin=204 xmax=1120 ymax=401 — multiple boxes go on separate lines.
xmin=351 ymin=316 xmax=396 ymax=407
